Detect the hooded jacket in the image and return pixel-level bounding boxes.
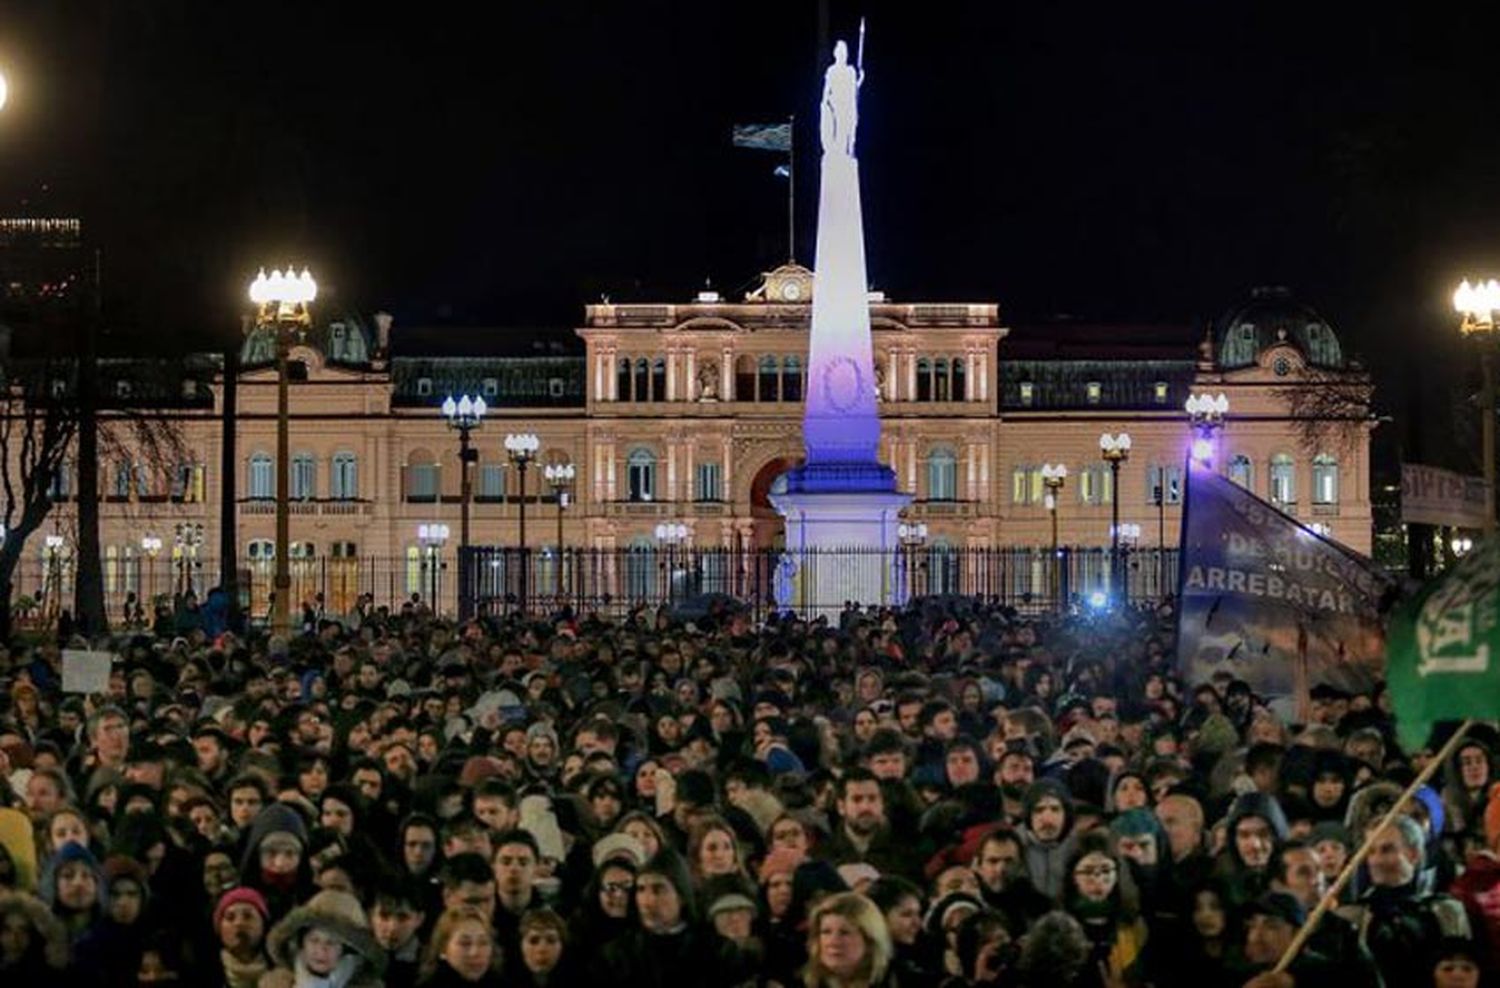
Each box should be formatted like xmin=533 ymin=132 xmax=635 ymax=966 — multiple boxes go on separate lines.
xmin=1019 ymin=778 xmax=1076 ymax=901
xmin=239 ymin=803 xmax=313 ymax=922
xmin=0 ymin=891 xmax=70 ymax=977
xmin=258 ymin=890 xmax=385 ymax=988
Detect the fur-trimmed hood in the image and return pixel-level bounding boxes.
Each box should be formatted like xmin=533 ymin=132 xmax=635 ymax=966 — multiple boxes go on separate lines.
xmin=0 ymin=890 xmax=70 ymax=970
xmin=261 ymin=890 xmax=384 ymax=987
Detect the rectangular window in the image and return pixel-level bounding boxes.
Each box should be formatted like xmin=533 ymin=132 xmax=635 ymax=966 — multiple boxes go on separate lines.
xmin=290 ymin=457 xmax=316 ymax=500
xmin=331 ymin=455 xmax=358 ymax=500
xmin=1146 ymin=465 xmax=1182 ymax=505
xmin=696 ymin=461 xmax=723 ymax=502
xmin=1019 ymin=382 xmax=1034 ymax=406
xmin=1154 ymin=381 xmax=1169 ymax=403
xmin=249 ymin=458 xmax=273 ymax=499
xmin=1086 ymin=381 xmax=1102 ymax=404
xmin=114 ymin=463 xmax=131 ymax=499
xmin=407 ymin=464 xmax=439 ymax=501
xmin=416 ymin=378 xmax=433 ymax=397
xmin=478 ymin=464 xmax=506 ymax=501
xmin=628 ymin=460 xmax=655 ymax=502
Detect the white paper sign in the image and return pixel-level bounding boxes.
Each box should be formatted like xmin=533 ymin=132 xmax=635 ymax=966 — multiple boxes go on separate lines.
xmin=61 ymin=650 xmax=114 ymax=694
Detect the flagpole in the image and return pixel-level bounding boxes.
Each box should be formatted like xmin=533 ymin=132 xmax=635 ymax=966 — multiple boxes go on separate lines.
xmin=1272 ymin=717 xmax=1475 ymax=974
xmin=787 ymin=114 xmax=796 ymax=263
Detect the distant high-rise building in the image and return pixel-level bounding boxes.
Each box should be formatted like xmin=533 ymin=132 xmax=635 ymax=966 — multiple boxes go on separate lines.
xmin=0 ymin=216 xmax=87 ymax=327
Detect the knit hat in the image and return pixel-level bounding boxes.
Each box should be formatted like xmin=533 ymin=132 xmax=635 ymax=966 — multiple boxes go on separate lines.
xmin=214 ymin=886 xmax=270 ymax=929
xmin=526 ymin=721 xmax=559 ymax=750
xmin=591 ymin=832 xmax=647 ymax=869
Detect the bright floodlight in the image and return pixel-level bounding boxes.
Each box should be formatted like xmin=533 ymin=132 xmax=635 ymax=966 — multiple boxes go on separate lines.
xmin=249 ymin=265 xmax=318 ymax=307
xmin=1088 ymin=590 xmax=1109 ymax=610
xmin=0 ymin=70 xmax=9 ymax=112
xmin=1455 ymin=278 xmax=1500 ymax=331
xmin=1191 ymin=437 xmax=1215 ymax=464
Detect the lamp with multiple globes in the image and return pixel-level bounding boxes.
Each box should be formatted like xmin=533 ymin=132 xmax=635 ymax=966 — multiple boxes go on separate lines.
xmin=1455 ymin=278 xmax=1500 ymax=534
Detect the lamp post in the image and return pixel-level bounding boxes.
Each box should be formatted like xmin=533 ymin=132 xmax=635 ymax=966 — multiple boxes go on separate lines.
xmin=1455 ymin=278 xmax=1500 ymax=534
xmin=417 ymin=523 xmax=450 ymax=613
xmin=897 ymin=521 xmax=928 ymax=601
xmin=504 ymin=433 xmax=540 ymax=612
xmin=140 ymin=535 xmax=162 ymax=610
xmin=654 ymin=521 xmax=689 ymax=606
xmin=174 ymin=522 xmax=203 ymax=596
xmin=1185 ymin=391 xmax=1229 ymax=468
xmin=544 ymin=462 xmax=576 ymax=600
xmin=248 ymin=266 xmax=317 ymax=635
xmin=441 ymin=394 xmax=486 ymax=554
xmin=43 ymin=534 xmax=64 ymax=622
xmin=1099 ymin=432 xmax=1131 ymax=599
xmin=1041 ymin=463 xmax=1067 ymax=609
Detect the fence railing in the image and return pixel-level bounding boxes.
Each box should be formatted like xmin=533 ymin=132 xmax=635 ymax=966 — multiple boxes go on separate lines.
xmin=6 ymin=546 xmax=1180 ymax=628
xmin=460 ymin=545 xmax=1180 ymax=621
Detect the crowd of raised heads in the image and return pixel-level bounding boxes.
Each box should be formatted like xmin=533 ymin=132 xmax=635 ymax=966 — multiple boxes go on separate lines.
xmin=0 ymin=589 xmax=1496 ymax=988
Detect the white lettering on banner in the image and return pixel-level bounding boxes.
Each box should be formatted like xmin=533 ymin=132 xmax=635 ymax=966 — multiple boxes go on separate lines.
xmin=1185 ymin=565 xmax=1356 ymax=614
xmin=1415 ymin=555 xmax=1500 ymax=677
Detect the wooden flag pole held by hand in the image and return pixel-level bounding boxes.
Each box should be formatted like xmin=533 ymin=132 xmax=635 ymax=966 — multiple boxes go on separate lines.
xmin=1272 ymin=718 xmax=1475 ymax=974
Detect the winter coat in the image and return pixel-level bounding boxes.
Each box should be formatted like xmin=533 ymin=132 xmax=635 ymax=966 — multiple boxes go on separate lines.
xmin=0 ymin=891 xmax=71 ymax=979
xmin=258 ymin=890 xmax=385 ymax=988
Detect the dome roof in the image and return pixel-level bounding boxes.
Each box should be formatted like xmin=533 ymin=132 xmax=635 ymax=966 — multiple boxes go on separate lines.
xmin=1213 ymin=286 xmax=1344 ymax=370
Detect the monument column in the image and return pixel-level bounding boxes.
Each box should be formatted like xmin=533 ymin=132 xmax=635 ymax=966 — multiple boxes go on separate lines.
xmin=771 ymin=31 xmax=910 ymax=613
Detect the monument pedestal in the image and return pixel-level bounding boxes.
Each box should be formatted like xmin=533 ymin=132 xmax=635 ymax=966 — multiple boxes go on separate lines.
xmin=772 ymin=467 xmax=910 ymax=615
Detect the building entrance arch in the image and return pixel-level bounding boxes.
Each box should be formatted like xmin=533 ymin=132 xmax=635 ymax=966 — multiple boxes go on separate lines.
xmin=747 ymin=455 xmax=801 ymax=549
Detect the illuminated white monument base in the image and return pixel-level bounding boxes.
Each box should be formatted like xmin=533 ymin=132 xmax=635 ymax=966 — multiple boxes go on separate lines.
xmin=771 ymin=34 xmax=910 ymax=615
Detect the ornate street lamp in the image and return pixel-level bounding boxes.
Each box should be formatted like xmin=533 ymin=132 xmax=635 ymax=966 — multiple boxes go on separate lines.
xmin=442 ymin=394 xmax=485 ymax=617
xmin=1455 ymin=278 xmax=1500 ymax=533
xmin=417 ymin=522 xmax=450 ymax=612
xmin=140 ymin=535 xmax=162 ymax=607
xmin=1099 ymin=432 xmax=1131 ymax=599
xmin=1185 ymin=392 xmax=1229 ymax=468
xmin=1041 ymin=463 xmax=1067 ymax=610
xmin=544 ymin=462 xmax=576 ymax=599
xmin=248 ymin=266 xmax=317 ymax=634
xmin=504 ymin=433 xmax=540 ymax=611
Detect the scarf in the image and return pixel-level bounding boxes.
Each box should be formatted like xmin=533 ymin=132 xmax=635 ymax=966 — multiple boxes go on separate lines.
xmin=220 ymin=949 xmax=269 ymax=988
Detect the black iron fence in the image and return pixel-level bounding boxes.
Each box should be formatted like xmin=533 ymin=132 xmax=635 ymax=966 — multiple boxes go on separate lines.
xmin=6 ymin=545 xmax=1181 ymax=627
xmin=461 ymin=545 xmax=1180 ymax=621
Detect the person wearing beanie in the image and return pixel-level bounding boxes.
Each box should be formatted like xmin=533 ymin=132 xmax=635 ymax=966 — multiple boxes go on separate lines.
xmin=260 ymin=889 xmax=385 ymax=988
xmin=39 ymin=841 xmax=108 ymax=941
xmin=214 ymin=886 xmax=271 ymax=988
xmin=598 ymin=848 xmax=750 ymax=988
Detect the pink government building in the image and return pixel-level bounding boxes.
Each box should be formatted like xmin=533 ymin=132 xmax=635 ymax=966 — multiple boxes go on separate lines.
xmin=17 ymin=266 xmax=1372 ymax=619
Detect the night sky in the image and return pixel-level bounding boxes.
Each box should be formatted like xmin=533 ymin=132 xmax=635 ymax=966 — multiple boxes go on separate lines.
xmin=5 ymin=2 xmax=1500 ymax=471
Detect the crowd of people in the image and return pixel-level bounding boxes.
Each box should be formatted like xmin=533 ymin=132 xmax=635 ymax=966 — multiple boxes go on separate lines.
xmin=0 ymin=589 xmax=1496 ymax=987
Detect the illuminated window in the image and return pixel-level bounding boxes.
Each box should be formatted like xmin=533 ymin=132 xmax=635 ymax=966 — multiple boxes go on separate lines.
xmin=1312 ymin=454 xmax=1338 ymax=504
xmin=1086 ymin=381 xmax=1102 ymax=404
xmin=1019 ymin=382 xmax=1034 ymax=406
xmin=1229 ymin=454 xmax=1253 ymax=490
xmin=1270 ymin=454 xmax=1296 ymax=506
xmin=1154 ymin=381 xmax=1169 ymax=403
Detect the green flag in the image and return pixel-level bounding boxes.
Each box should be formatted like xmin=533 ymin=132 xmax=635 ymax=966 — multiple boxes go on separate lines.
xmin=1388 ymin=538 xmax=1500 ymax=751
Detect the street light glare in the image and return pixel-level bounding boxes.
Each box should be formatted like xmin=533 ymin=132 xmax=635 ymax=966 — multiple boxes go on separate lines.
xmin=0 ymin=70 xmax=9 ymax=112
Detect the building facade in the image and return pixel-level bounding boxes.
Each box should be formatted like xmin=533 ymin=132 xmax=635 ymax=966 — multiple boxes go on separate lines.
xmin=12 ymin=268 xmax=1373 ymax=616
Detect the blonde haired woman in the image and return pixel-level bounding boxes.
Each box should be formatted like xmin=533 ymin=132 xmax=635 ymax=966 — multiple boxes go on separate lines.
xmin=803 ymin=892 xmax=894 ymax=988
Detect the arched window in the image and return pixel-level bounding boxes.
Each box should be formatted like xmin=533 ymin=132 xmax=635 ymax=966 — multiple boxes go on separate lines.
xmin=290 ymin=453 xmax=316 ymax=500
xmin=627 ymin=448 xmax=656 ymax=502
xmin=634 ymin=358 xmax=650 ymax=402
xmin=405 ymin=448 xmax=440 ymax=502
xmin=735 ymin=355 xmax=757 ymax=401
xmin=651 ymin=358 xmax=667 ymax=400
xmin=934 ymin=359 xmax=950 ymax=401
xmin=1229 ymin=454 xmax=1253 ymax=491
xmin=916 ymin=358 xmax=933 ymax=401
xmin=478 ymin=463 xmax=506 ymax=502
xmin=952 ymin=356 xmax=966 ymax=401
xmin=1312 ymin=454 xmax=1338 ymax=505
xmin=928 ymin=447 xmax=958 ymax=501
xmin=331 ymin=452 xmax=358 ymax=500
xmin=248 ymin=453 xmax=273 ymax=499
xmin=759 ymin=355 xmax=780 ymax=402
xmin=781 ymin=356 xmax=802 ymax=402
xmin=1270 ymin=454 xmax=1296 ymax=506
xmin=616 ymin=358 xmax=631 ymax=401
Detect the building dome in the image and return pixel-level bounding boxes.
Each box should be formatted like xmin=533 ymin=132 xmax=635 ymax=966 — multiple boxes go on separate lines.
xmin=1213 ymin=286 xmax=1344 ymax=370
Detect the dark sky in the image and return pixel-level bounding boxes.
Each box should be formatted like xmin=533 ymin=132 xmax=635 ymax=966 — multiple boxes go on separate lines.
xmin=5 ymin=1 xmax=1500 ymax=471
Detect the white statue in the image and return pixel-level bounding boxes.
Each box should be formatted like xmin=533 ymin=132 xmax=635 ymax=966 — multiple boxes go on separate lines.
xmin=820 ymin=38 xmax=864 ymax=158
